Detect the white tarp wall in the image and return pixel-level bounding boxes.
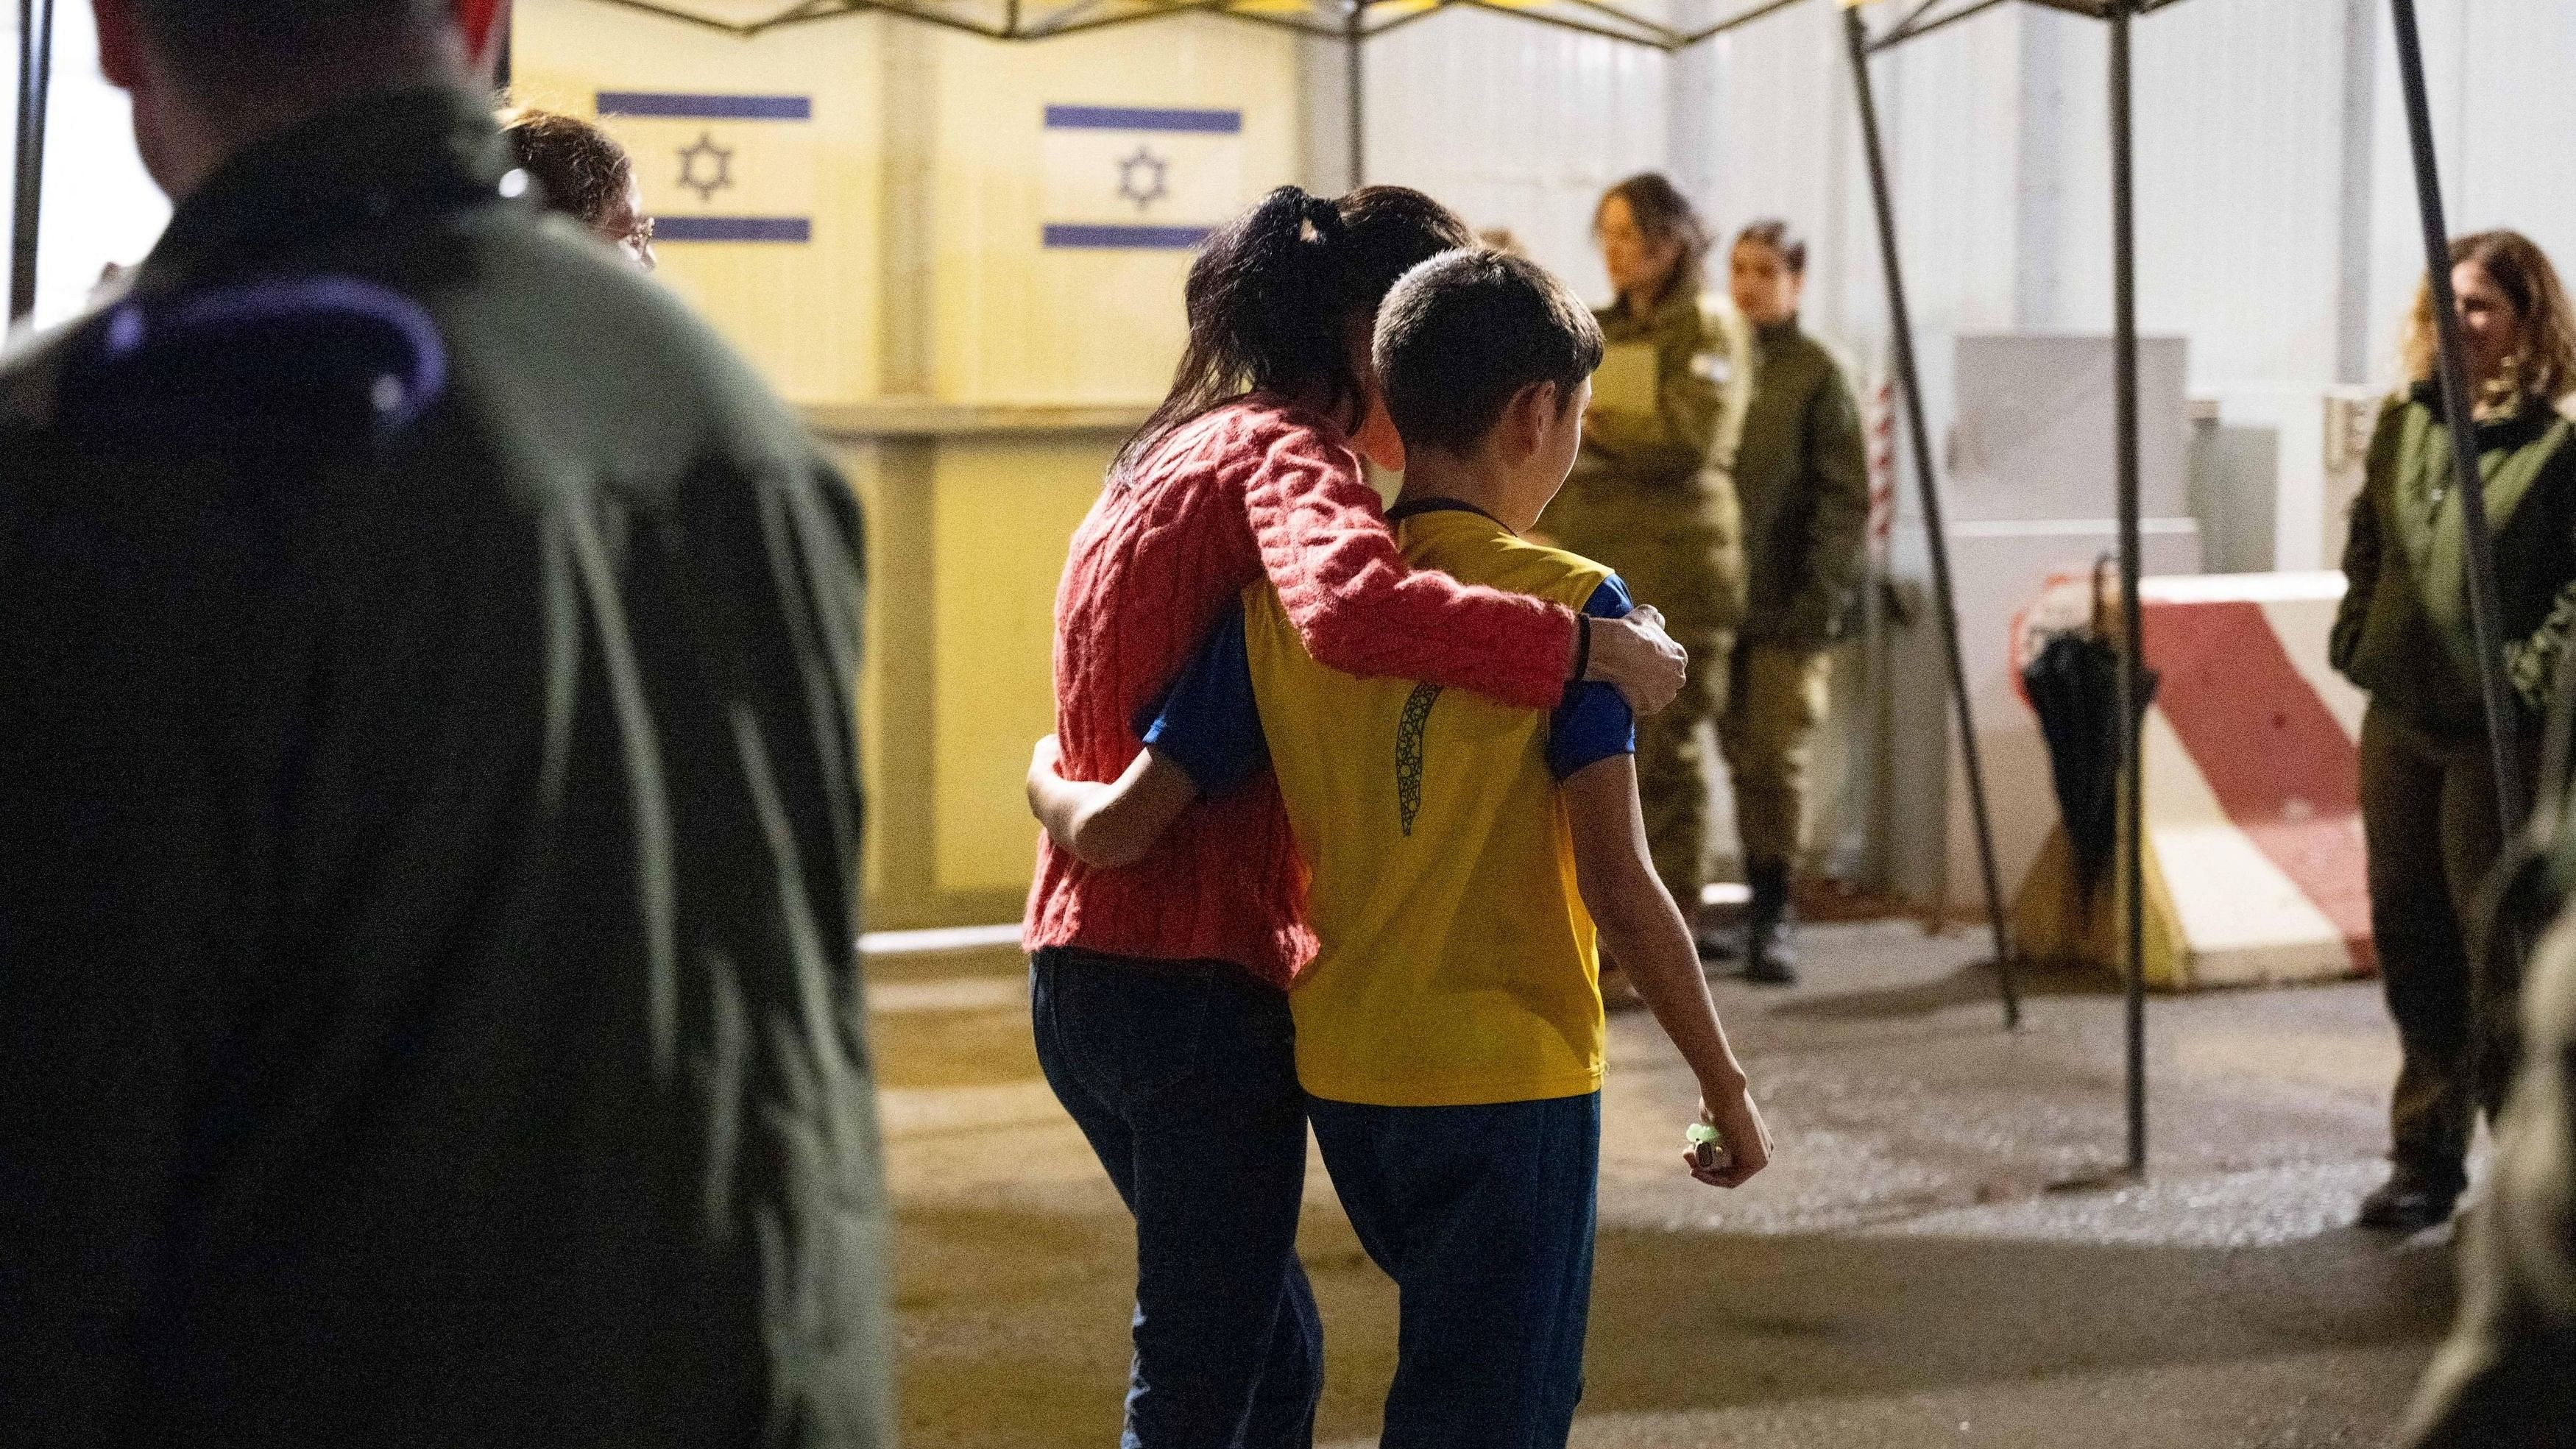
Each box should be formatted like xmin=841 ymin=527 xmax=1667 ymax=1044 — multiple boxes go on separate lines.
xmin=1 ymin=4 xmax=169 ymax=331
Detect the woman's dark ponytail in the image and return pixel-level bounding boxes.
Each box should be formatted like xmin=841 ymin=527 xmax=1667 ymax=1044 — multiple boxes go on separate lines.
xmin=1121 ymin=184 xmax=1473 ymax=471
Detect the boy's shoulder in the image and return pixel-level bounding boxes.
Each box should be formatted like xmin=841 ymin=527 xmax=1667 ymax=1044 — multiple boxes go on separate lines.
xmin=1404 ymin=514 xmax=1616 ymax=612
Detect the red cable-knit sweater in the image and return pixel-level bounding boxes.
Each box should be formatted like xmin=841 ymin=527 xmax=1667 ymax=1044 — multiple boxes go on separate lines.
xmin=1024 ymin=397 xmax=1581 ymax=988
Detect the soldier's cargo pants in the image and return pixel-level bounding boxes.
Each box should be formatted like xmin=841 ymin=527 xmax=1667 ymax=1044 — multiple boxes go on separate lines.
xmin=2358 ymin=703 xmax=2531 ymax=1191
xmin=1718 ymin=642 xmax=1833 ymax=869
xmin=1635 ymin=631 xmax=1727 ymax=905
xmin=1540 ymin=478 xmax=1742 ymax=907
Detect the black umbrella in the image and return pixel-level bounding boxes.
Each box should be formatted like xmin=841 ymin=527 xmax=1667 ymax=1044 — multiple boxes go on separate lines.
xmin=2023 ymin=560 xmax=2159 ymax=894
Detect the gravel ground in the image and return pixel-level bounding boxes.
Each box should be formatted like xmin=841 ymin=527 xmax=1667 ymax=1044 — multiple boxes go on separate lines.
xmin=872 ymin=921 xmax=2466 ymax=1448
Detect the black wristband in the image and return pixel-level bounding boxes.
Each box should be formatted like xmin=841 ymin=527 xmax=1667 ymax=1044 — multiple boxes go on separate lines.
xmin=1571 ymin=613 xmax=1593 ymax=684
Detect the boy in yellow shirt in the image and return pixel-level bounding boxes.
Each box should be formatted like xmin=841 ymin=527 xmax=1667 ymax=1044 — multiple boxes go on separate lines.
xmin=1032 ymin=249 xmax=1769 ymax=1446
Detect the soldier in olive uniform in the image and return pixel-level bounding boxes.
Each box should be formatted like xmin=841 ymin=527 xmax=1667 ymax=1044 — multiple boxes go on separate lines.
xmin=1538 ymin=174 xmax=1747 ymax=963
xmin=2335 ymin=230 xmax=2576 ymax=1236
xmin=1710 ymin=220 xmax=1870 ymax=985
xmin=0 ymin=3 xmax=891 ymax=1445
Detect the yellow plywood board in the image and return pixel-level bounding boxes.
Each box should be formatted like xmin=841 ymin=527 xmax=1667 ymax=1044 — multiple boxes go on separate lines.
xmin=828 ymin=443 xmax=892 ymax=901
xmin=927 ymin=18 xmax=1300 ymax=404
xmin=512 ymin=0 xmax=885 ymax=405
xmin=929 ymin=438 xmax=1117 ymax=893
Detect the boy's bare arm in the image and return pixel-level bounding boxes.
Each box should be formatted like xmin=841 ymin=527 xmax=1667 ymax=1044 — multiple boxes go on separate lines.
xmin=1562 ymin=755 xmax=1773 ymax=1188
xmin=1025 ymin=737 xmax=1202 ymax=871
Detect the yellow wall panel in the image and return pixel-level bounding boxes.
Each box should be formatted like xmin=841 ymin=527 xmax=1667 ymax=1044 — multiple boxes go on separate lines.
xmin=927 ymin=20 xmax=1301 ymax=404
xmin=929 ymin=438 xmax=1117 ymax=894
xmin=829 ymin=442 xmax=891 ymax=902
xmin=515 ymin=2 xmax=1295 ymax=921
xmin=512 ymin=0 xmax=885 ymax=405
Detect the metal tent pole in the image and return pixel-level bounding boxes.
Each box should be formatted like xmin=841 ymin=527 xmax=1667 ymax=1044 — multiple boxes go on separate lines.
xmin=1840 ymin=1 xmax=2020 ymax=1029
xmin=1345 ymin=0 xmax=1365 ymax=187
xmin=10 ymin=0 xmax=54 ymax=325
xmin=2387 ymin=0 xmax=2524 ymax=837
xmin=2108 ymin=0 xmax=2146 ymax=1177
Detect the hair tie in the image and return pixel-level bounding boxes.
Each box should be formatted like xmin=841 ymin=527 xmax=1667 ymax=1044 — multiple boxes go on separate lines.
xmin=1300 ymin=193 xmax=1345 ymax=249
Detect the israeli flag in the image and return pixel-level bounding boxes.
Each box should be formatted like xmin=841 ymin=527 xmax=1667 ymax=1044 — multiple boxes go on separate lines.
xmin=595 ymin=91 xmax=815 ymax=244
xmin=1041 ymin=105 xmax=1247 ymax=251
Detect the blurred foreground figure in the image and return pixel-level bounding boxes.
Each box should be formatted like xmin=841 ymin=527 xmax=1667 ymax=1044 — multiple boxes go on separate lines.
xmin=2402 ymin=907 xmax=2576 ymax=1448
xmin=0 ymin=3 xmax=890 ymax=1445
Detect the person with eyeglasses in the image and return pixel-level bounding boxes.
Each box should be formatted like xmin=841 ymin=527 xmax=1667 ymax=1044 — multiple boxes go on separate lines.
xmin=502 ymin=106 xmax=657 ymax=270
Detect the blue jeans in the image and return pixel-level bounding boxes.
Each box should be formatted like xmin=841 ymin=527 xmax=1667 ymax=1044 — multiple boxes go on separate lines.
xmin=1308 ymin=1092 xmax=1602 ymax=1449
xmin=1031 ymin=947 xmax=1322 ymax=1449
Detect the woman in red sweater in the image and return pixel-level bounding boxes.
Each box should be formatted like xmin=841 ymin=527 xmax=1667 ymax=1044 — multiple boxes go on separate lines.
xmin=1024 ymin=187 xmax=1685 ymax=1444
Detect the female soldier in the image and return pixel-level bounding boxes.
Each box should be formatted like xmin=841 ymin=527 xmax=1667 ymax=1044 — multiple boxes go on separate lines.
xmin=1539 ymin=174 xmax=1744 ymax=971
xmin=1708 ymin=219 xmax=1869 ymax=985
xmin=2336 ymin=230 xmax=2576 ymax=1234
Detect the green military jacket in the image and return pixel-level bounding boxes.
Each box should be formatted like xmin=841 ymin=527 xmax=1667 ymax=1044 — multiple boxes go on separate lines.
xmin=2331 ymin=386 xmax=2576 ymax=738
xmin=1546 ymin=290 xmax=1746 ymax=640
xmin=0 ymin=89 xmax=891 ymax=1446
xmin=1728 ymin=319 xmax=1871 ymax=648
xmin=1577 ymin=289 xmax=1731 ymax=486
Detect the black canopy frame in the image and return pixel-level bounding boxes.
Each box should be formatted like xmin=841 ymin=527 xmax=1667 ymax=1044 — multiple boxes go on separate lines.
xmin=4 ymin=0 xmax=2517 ymax=1183
xmin=1847 ymin=0 xmax=2519 ymax=1177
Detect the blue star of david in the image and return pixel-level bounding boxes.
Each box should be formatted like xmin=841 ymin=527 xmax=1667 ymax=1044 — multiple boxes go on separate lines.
xmin=678 ymin=132 xmax=735 ymax=203
xmin=1117 ymin=147 xmax=1170 ymax=213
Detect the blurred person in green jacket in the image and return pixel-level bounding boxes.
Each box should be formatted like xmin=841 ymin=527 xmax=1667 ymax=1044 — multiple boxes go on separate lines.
xmin=2402 ymin=885 xmax=2576 ymax=1447
xmin=1706 ymin=219 xmax=1869 ymax=985
xmin=2334 ymin=229 xmax=2576 ymax=1236
xmin=0 ymin=2 xmax=889 ymax=1442
xmin=1538 ymin=175 xmax=1745 ymax=977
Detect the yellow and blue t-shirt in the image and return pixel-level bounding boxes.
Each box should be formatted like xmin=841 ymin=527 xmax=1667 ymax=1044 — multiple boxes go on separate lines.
xmin=1144 ymin=499 xmax=1636 ymax=1108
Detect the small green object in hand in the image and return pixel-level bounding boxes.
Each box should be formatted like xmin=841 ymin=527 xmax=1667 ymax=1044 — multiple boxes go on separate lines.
xmin=1686 ymin=1120 xmax=1727 ymax=1172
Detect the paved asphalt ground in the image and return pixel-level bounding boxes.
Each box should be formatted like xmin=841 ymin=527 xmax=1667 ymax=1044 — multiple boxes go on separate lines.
xmin=868 ymin=921 xmax=2468 ymax=1448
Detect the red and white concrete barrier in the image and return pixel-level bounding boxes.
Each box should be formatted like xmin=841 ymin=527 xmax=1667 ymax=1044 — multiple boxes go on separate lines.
xmin=2013 ymin=571 xmax=2371 ymax=990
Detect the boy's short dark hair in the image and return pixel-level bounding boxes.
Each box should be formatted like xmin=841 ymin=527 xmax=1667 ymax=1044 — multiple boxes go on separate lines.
xmin=1374 ymin=249 xmax=1604 ymax=456
xmin=135 ymin=0 xmax=446 ymax=92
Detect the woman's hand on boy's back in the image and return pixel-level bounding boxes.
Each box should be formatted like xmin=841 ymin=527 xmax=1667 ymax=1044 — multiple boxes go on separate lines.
xmin=1588 ymin=604 xmax=1688 ymax=716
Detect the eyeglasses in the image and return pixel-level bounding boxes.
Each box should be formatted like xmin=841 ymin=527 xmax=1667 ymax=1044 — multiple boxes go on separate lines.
xmin=622 ymin=215 xmax=658 ymax=272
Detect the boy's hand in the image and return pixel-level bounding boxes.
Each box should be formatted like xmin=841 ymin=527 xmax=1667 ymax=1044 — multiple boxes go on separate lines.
xmin=1684 ymin=1079 xmax=1773 ymax=1189
xmin=1588 ymin=606 xmax=1687 ymax=717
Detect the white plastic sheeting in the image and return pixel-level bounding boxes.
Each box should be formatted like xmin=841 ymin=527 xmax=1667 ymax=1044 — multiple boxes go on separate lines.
xmin=0 ymin=4 xmax=168 ymax=332
xmin=1355 ymin=5 xmax=1672 ymax=307
xmin=1344 ymin=0 xmax=2574 ymax=408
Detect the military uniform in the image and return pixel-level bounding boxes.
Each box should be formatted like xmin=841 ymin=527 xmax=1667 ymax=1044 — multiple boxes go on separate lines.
xmin=1718 ymin=317 xmax=1869 ymax=968
xmin=2334 ymin=384 xmax=2576 ymax=1217
xmin=1538 ymin=290 xmax=1744 ymax=907
xmin=0 ymin=89 xmax=891 ymax=1446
